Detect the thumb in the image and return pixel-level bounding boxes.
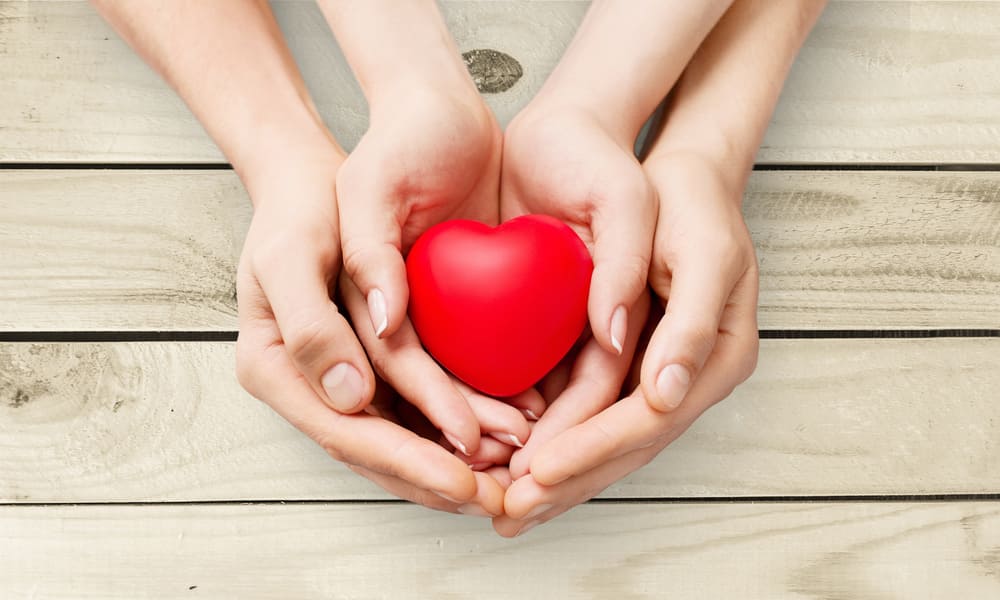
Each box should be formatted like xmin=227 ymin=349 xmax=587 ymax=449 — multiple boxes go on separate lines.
xmin=252 ymin=241 xmax=376 ymax=415
xmin=336 ymin=173 xmax=409 ymax=341
xmin=587 ymin=184 xmax=657 ymax=356
xmin=640 ymin=260 xmax=736 ymax=413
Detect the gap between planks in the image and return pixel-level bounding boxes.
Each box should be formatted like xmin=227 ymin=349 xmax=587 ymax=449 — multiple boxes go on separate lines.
xmin=5 ymin=493 xmax=1000 ymax=508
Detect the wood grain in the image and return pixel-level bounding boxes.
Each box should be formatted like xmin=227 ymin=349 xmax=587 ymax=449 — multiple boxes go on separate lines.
xmin=2 ymin=2 xmax=1000 ymax=163
xmin=0 ymin=171 xmax=247 ymax=331
xmin=746 ymin=170 xmax=1000 ymax=329
xmin=1 ymin=338 xmax=997 ymax=502
xmin=2 ymin=501 xmax=999 ymax=598
xmin=2 ymin=170 xmax=997 ymax=331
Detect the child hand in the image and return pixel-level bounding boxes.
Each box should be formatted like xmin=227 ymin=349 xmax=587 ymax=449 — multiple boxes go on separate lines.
xmin=333 ymin=88 xmax=507 ymax=457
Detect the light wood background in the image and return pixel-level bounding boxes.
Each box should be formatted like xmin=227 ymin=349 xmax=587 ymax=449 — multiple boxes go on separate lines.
xmin=1 ymin=1 xmax=998 ymax=598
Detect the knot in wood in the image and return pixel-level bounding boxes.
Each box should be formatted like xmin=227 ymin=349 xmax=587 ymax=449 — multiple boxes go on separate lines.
xmin=462 ymin=49 xmax=523 ymax=94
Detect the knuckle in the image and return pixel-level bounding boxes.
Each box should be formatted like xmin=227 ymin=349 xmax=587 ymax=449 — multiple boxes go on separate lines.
xmin=670 ymin=321 xmax=718 ymax=371
xmin=618 ymin=254 xmax=652 ymax=291
xmin=282 ymin=314 xmax=330 ymax=363
xmin=341 ymin=238 xmax=395 ymax=282
xmin=251 ymin=230 xmax=337 ymax=278
xmin=366 ymin=347 xmax=392 ymax=379
xmin=314 ymin=428 xmax=348 ymax=464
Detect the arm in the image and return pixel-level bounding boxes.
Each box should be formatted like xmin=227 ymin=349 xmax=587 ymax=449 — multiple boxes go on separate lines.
xmin=312 ymin=1 xmax=528 ymax=462
xmin=497 ymin=0 xmax=734 ymax=491
xmin=534 ymin=0 xmax=734 ymax=144
xmin=496 ymin=0 xmax=828 ymax=537
xmin=649 ymin=0 xmax=829 ymax=189
xmin=91 ymin=0 xmax=335 ymax=183
xmin=639 ymin=0 xmax=829 ymax=411
xmin=91 ymin=0 xmax=502 ymax=514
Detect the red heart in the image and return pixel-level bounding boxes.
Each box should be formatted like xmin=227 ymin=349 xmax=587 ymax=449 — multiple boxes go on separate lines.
xmin=406 ymin=214 xmax=593 ymax=397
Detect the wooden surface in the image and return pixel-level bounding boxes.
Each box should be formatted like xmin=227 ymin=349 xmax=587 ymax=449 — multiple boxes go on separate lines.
xmin=2 ymin=502 xmax=999 ymax=599
xmin=1 ymin=338 xmax=998 ymax=502
xmin=3 ymin=1 xmax=1000 ymax=163
xmin=2 ymin=170 xmax=998 ymax=332
xmin=2 ymin=0 xmax=998 ymax=596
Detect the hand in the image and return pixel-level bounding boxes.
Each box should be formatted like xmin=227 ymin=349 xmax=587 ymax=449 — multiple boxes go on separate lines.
xmin=487 ymin=0 xmax=825 ymax=536
xmin=334 ymin=88 xmax=523 ymax=457
xmin=493 ymin=153 xmax=760 ymax=536
xmin=502 ymin=103 xmax=657 ymax=358
xmin=234 ymin=142 xmax=503 ymax=515
xmin=489 ymin=96 xmax=656 ymax=534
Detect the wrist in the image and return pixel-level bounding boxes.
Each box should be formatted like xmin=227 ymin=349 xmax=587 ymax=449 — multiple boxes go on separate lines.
xmin=320 ymin=0 xmax=478 ymax=104
xmin=528 ymin=84 xmax=649 ymax=148
xmin=644 ymin=147 xmax=751 ymax=208
xmin=237 ymin=125 xmax=345 ymax=211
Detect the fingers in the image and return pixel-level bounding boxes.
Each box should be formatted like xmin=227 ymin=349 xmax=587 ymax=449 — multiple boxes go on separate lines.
xmin=250 ymin=231 xmax=375 ymax=414
xmin=336 ymin=161 xmax=409 ymax=341
xmin=455 ymin=380 xmax=531 ymax=448
xmin=494 ymin=443 xmax=661 ymax=537
xmin=485 ymin=466 xmax=514 ymax=490
xmin=236 ymin=321 xmax=477 ymax=504
xmin=509 ymin=292 xmax=648 ymax=479
xmin=530 ymin=302 xmax=759 ymax=487
xmin=504 ymin=387 xmax=547 ymax=422
xmin=339 ymin=272 xmax=482 ymax=456
xmin=528 ymin=390 xmax=678 ymax=487
xmin=640 ymin=259 xmax=738 ymax=412
xmin=351 ymin=465 xmax=505 ymax=518
xmin=454 ymin=436 xmax=516 ymax=472
xmin=587 ymin=177 xmax=657 ymax=356
xmin=641 ymin=153 xmax=757 ymax=413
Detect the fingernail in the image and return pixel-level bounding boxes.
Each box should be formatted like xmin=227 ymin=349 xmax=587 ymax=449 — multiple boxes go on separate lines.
xmin=490 ymin=432 xmax=524 ymax=448
xmin=434 ymin=490 xmax=461 ymax=503
xmin=321 ymin=363 xmax=365 ymax=412
xmin=655 ymin=364 xmax=691 ymax=410
xmin=468 ymin=462 xmax=493 ymax=471
xmin=367 ymin=288 xmax=388 ymax=338
xmin=610 ymin=305 xmax=627 ymax=355
xmin=522 ymin=503 xmax=552 ymax=521
xmin=521 ymin=408 xmax=540 ymax=421
xmin=516 ymin=520 xmax=542 ymax=537
xmin=444 ymin=432 xmax=471 ymax=456
xmin=457 ymin=504 xmax=494 ymax=517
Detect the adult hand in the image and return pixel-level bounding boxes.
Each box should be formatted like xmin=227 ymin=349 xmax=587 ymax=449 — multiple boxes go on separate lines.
xmin=235 ymin=143 xmax=506 ymax=516
xmin=493 ymin=153 xmax=759 ymax=536
xmin=487 ymin=0 xmax=733 ymax=529
xmin=492 ymin=0 xmax=827 ymax=535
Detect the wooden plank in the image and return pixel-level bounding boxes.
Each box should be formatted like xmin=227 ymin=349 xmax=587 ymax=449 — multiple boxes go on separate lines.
xmin=1 ymin=338 xmax=997 ymax=502
xmin=0 ymin=171 xmax=246 ymax=331
xmin=1 ymin=501 xmax=999 ymax=598
xmin=2 ymin=170 xmax=998 ymax=331
xmin=3 ymin=2 xmax=1000 ymax=163
xmin=746 ymin=171 xmax=1000 ymax=329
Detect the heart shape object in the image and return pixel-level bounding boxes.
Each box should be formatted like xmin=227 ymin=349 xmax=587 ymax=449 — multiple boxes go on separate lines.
xmin=406 ymin=214 xmax=593 ymax=397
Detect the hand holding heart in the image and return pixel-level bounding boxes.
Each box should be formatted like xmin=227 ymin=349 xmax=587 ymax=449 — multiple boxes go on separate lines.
xmin=96 ymin=0 xmax=815 ymax=537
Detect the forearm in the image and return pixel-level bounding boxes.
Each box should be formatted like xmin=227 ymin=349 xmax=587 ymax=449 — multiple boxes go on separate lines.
xmin=535 ymin=0 xmax=734 ymax=144
xmin=648 ymin=0 xmax=828 ymax=191
xmin=316 ymin=0 xmax=479 ymax=108
xmin=91 ymin=0 xmax=337 ymax=183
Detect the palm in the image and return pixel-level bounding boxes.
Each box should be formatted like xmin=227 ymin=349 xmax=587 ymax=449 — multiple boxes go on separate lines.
xmin=338 ymin=92 xmax=502 ymax=252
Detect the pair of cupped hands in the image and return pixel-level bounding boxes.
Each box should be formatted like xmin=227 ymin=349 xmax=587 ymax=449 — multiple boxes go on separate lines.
xmin=235 ymin=80 xmax=759 ymax=537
